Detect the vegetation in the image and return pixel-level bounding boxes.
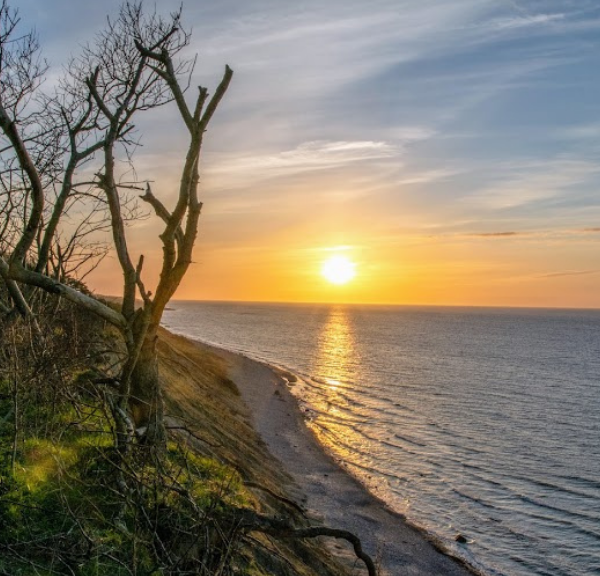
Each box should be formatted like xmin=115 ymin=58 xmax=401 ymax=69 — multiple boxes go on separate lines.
xmin=0 ymin=3 xmax=377 ymax=574
xmin=0 ymin=294 xmax=375 ymax=575
xmin=0 ymin=302 xmax=249 ymax=575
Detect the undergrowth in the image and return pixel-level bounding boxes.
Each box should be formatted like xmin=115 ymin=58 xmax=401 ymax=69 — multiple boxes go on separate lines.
xmin=0 ymin=301 xmax=265 ymax=576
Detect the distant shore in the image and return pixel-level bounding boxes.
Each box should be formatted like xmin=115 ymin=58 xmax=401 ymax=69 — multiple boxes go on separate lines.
xmin=167 ymin=331 xmax=482 ymax=576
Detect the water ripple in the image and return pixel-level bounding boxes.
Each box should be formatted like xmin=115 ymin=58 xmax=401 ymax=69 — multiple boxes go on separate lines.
xmin=164 ymin=302 xmax=600 ymax=576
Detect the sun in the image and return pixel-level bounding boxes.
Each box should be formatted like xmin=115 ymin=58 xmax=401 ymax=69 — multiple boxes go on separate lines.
xmin=321 ymin=255 xmax=356 ymax=285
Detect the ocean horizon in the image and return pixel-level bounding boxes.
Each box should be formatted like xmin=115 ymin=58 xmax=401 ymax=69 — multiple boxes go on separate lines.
xmin=168 ymin=299 xmax=600 ymax=311
xmin=163 ymin=300 xmax=600 ymax=576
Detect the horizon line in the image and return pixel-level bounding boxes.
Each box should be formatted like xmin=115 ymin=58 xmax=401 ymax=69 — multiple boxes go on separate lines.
xmin=164 ymin=298 xmax=600 ymax=312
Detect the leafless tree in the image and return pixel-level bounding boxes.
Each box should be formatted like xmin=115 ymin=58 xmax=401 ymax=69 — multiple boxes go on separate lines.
xmin=0 ymin=0 xmax=232 ymax=447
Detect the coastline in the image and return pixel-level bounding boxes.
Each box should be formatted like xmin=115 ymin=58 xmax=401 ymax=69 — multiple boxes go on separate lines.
xmin=165 ymin=329 xmax=483 ymax=576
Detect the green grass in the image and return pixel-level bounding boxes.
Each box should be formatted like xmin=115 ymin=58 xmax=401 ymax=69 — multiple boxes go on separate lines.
xmin=0 ymin=396 xmax=255 ymax=576
xmin=0 ymin=308 xmax=261 ymax=576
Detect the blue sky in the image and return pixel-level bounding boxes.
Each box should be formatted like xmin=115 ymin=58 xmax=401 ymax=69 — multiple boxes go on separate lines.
xmin=17 ymin=0 xmax=600 ymax=306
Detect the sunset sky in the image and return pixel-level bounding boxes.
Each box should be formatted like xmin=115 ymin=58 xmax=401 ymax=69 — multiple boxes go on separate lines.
xmin=21 ymin=0 xmax=600 ymax=307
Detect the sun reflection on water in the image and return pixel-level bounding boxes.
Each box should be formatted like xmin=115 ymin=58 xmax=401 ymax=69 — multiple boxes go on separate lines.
xmin=307 ymin=307 xmax=375 ymax=468
xmin=315 ymin=306 xmax=356 ymax=387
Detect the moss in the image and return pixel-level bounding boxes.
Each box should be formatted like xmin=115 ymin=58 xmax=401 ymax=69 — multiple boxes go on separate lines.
xmin=15 ymin=438 xmax=78 ymax=489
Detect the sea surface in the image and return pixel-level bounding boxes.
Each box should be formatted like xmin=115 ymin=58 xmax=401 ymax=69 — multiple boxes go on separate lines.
xmin=162 ymin=301 xmax=600 ymax=576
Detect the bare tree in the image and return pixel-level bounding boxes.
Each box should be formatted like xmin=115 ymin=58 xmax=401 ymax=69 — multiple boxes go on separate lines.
xmin=0 ymin=1 xmax=232 ymax=447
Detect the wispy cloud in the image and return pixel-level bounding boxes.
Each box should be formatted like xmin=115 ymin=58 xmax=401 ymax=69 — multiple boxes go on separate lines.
xmin=539 ymin=269 xmax=600 ymax=279
xmin=466 ymin=3 xmax=600 ymax=42
xmin=456 ymin=228 xmax=600 ymax=242
xmin=466 ymin=159 xmax=600 ymax=211
xmin=561 ymin=123 xmax=600 ymax=140
xmin=208 ymin=140 xmax=398 ymax=179
xmin=489 ymin=13 xmax=566 ymax=31
xmin=469 ymin=231 xmax=520 ymax=237
xmin=394 ymin=168 xmax=464 ymax=186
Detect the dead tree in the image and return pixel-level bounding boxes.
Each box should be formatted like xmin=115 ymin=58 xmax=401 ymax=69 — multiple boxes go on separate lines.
xmin=0 ymin=1 xmax=232 ymax=448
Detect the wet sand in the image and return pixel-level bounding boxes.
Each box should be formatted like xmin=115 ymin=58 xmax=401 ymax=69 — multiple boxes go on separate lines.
xmin=203 ymin=341 xmax=480 ymax=576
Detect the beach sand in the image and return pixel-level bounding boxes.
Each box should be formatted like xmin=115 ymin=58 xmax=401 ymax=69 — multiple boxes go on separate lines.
xmin=196 ymin=340 xmax=480 ymax=576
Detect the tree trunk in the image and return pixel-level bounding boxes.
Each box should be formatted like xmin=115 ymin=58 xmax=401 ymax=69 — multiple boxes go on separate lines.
xmin=129 ymin=328 xmax=165 ymax=446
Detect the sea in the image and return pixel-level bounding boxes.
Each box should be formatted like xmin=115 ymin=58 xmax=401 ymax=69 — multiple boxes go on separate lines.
xmin=162 ymin=301 xmax=600 ymax=576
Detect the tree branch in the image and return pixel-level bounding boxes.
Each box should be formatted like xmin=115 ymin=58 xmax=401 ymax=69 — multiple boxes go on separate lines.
xmin=199 ymin=65 xmax=233 ymax=132
xmin=0 ymin=102 xmax=45 ymax=265
xmin=1 ymin=256 xmax=127 ymax=330
xmin=235 ymin=508 xmax=377 ymax=576
xmin=139 ymin=183 xmax=183 ymax=245
xmin=135 ymin=254 xmax=151 ymax=305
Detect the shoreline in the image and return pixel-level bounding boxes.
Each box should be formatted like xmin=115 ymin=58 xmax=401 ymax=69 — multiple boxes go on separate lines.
xmin=177 ymin=333 xmax=485 ymax=576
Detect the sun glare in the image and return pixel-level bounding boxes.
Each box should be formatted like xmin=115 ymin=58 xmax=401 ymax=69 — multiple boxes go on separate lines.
xmin=321 ymin=255 xmax=356 ymax=285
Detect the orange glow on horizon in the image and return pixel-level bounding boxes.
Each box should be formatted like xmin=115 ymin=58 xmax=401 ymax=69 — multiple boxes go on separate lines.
xmin=85 ymin=222 xmax=600 ymax=310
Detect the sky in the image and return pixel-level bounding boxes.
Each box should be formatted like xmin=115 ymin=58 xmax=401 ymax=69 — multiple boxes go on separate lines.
xmin=17 ymin=0 xmax=600 ymax=307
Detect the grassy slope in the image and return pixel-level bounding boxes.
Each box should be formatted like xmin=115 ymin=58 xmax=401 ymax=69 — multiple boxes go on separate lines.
xmin=0 ymin=311 xmax=353 ymax=576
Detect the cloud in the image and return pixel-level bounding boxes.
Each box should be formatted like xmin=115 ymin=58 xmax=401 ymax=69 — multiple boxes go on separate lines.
xmin=486 ymin=13 xmax=566 ymax=32
xmin=436 ymin=227 xmax=600 ymax=243
xmin=560 ymin=123 xmax=600 ymax=140
xmin=394 ymin=170 xmax=461 ymax=186
xmin=466 ymin=159 xmax=600 ymax=211
xmin=539 ymin=269 xmax=600 ymax=279
xmin=469 ymin=231 xmax=520 ymax=237
xmin=206 ymin=139 xmax=399 ymax=183
xmin=465 ymin=3 xmax=600 ymax=42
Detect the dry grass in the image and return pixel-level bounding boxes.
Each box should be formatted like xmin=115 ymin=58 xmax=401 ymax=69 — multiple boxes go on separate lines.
xmin=158 ymin=328 xmax=287 ymax=489
xmin=158 ymin=327 xmax=356 ymax=576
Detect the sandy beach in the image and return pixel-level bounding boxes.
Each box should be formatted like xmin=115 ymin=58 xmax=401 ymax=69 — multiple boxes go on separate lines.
xmin=190 ymin=338 xmax=480 ymax=576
